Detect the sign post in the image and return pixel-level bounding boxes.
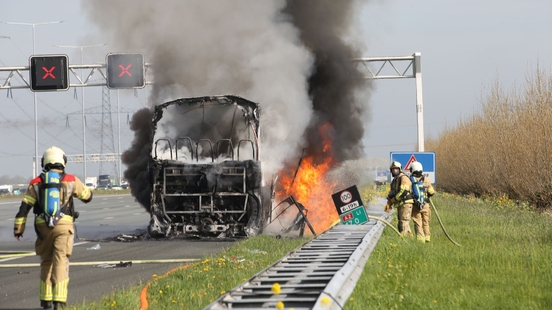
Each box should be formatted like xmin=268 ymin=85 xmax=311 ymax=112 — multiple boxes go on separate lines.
xmin=331 ymin=185 xmax=369 ymax=225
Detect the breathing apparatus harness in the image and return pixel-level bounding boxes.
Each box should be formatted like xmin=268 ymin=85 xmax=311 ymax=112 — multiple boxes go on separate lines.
xmin=33 ymin=171 xmax=73 ymax=229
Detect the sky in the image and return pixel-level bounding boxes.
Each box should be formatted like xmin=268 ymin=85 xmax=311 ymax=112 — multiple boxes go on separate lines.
xmin=0 ymin=0 xmax=551 ymax=181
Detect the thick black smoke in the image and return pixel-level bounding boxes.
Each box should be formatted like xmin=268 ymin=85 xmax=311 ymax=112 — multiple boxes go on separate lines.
xmin=121 ymin=108 xmax=153 ymax=211
xmin=284 ymin=0 xmax=368 ymax=164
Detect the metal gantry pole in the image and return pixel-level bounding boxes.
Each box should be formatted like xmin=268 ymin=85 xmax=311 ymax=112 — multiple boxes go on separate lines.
xmin=414 ymin=52 xmax=424 ymax=151
xmin=32 ymin=25 xmax=38 ymax=176
xmin=117 ymin=90 xmax=122 ymax=185
xmin=0 ymin=20 xmax=64 ymax=176
xmin=352 ymin=53 xmax=425 ymax=152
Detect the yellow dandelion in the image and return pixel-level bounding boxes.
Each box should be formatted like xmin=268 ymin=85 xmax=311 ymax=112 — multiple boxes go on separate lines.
xmin=321 ymin=296 xmax=331 ymax=305
xmin=271 ymin=283 xmax=281 ymax=295
xmin=276 ymin=301 xmax=285 ymax=309
xmin=221 ymin=290 xmax=226 ymax=294
xmin=152 ymin=274 xmax=157 ymax=277
xmin=434 ymin=300 xmax=437 ymax=303
xmin=172 ymin=300 xmax=177 ymax=304
xmin=159 ymin=290 xmax=163 ymax=294
xmin=349 ymin=297 xmax=354 ymax=301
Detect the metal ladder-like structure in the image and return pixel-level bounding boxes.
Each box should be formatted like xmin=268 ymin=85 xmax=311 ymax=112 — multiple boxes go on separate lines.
xmin=205 ymin=209 xmax=391 ymax=310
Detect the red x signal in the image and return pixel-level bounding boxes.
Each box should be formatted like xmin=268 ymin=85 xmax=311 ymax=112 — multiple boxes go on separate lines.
xmin=106 ymin=53 xmax=144 ymax=89
xmin=118 ymin=64 xmax=132 ymax=77
xmin=30 ymin=54 xmax=69 ymax=91
xmin=42 ymin=66 xmax=56 ymax=79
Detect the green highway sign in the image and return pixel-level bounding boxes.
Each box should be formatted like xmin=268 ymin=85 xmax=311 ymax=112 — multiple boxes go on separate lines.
xmin=340 ymin=206 xmax=369 ymax=225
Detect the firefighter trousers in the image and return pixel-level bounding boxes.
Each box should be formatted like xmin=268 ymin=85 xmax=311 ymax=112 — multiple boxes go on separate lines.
xmin=35 ymin=218 xmax=74 ymax=303
xmin=412 ymin=203 xmax=431 ymax=242
xmin=397 ymin=203 xmax=413 ymax=237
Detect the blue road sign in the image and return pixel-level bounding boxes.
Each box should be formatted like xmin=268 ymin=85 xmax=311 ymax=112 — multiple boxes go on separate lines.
xmin=390 ymin=151 xmax=436 ymax=183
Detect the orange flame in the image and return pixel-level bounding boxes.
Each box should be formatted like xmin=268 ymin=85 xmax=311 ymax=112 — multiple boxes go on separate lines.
xmin=276 ymin=123 xmax=339 ymax=234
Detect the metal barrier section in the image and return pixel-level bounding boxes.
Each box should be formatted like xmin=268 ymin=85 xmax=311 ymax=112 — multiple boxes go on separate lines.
xmin=205 ymin=209 xmax=391 ymax=310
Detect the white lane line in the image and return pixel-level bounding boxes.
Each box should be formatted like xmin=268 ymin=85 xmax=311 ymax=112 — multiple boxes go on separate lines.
xmin=0 ymin=241 xmax=90 ymax=263
xmin=103 ymin=217 xmax=114 ymax=220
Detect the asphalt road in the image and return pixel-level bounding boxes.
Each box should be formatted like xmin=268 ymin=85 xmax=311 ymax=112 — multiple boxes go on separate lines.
xmin=0 ymin=194 xmax=236 ymax=309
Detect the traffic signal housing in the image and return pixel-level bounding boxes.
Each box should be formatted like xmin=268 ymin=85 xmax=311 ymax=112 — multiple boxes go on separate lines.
xmin=106 ymin=53 xmax=145 ymax=89
xmin=29 ymin=54 xmax=69 ymax=92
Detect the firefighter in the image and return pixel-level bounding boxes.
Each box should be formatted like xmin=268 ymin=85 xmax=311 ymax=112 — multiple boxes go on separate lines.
xmin=410 ymin=161 xmax=435 ymax=243
xmin=13 ymin=146 xmax=93 ymax=310
xmin=386 ymin=161 xmax=414 ymax=236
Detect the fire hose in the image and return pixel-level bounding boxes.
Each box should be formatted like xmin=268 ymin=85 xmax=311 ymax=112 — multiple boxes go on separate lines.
xmin=368 ymin=215 xmax=403 ymax=238
xmin=429 ymin=199 xmax=462 ymax=247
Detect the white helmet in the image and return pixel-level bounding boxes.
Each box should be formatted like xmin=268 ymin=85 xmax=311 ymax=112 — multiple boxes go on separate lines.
xmin=409 ymin=161 xmax=423 ymax=175
xmin=41 ymin=146 xmax=67 ymax=168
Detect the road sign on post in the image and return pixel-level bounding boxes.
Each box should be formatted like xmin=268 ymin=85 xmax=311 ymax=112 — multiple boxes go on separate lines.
xmin=331 ymin=185 xmax=369 ymax=225
xmin=106 ymin=53 xmax=145 ymax=89
xmin=390 ymin=151 xmax=436 ymax=183
xmin=29 ymin=54 xmax=69 ymax=91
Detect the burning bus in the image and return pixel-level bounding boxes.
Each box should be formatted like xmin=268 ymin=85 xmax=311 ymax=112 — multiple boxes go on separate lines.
xmin=147 ymin=95 xmax=272 ymax=238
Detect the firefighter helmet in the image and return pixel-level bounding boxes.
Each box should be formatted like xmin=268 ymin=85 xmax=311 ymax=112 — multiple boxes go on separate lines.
xmin=409 ymin=161 xmax=423 ymax=176
xmin=41 ymin=146 xmax=67 ymax=168
xmin=390 ymin=161 xmax=402 ymax=171
xmin=390 ymin=161 xmax=402 ymax=177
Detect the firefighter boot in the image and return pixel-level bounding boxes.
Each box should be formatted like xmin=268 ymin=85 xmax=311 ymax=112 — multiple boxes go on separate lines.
xmin=41 ymin=300 xmax=52 ymax=309
xmin=53 ymin=301 xmax=66 ymax=310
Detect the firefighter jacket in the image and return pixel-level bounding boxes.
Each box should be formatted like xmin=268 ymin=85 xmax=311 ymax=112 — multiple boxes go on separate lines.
xmin=13 ymin=169 xmax=92 ymax=236
xmin=390 ymin=172 xmax=414 ymax=206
